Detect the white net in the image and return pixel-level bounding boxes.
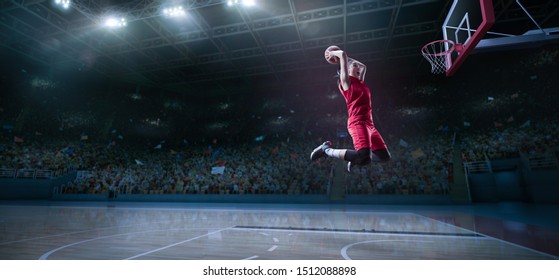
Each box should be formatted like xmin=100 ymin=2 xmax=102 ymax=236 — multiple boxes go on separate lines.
xmin=421 ymin=40 xmax=455 ymax=74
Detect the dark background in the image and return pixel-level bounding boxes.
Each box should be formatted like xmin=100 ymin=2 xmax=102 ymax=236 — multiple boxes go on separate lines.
xmin=1 ymin=0 xmax=558 ymax=147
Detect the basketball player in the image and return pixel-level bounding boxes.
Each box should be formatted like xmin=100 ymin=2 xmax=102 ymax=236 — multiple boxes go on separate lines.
xmin=310 ymin=47 xmax=391 ymax=172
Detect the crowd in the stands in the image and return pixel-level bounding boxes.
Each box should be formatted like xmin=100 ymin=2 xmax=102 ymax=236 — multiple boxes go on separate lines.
xmin=2 ymin=113 xmax=557 ymax=196
xmin=1 ymin=46 xmax=558 ymax=196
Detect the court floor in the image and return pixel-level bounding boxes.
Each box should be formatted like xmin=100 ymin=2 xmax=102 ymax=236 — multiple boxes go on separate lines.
xmin=0 ymin=201 xmax=558 ymax=260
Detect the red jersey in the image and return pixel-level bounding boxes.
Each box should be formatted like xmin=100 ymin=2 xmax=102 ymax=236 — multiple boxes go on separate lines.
xmin=338 ymin=76 xmax=373 ymax=126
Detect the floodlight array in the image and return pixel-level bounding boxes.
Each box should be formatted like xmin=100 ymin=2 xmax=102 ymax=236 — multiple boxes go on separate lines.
xmin=55 ymin=0 xmax=256 ymax=30
xmin=105 ymin=17 xmax=127 ymax=28
xmin=163 ymin=6 xmax=186 ymax=17
xmin=227 ymin=0 xmax=255 ymax=7
xmin=54 ymin=0 xmax=71 ymax=9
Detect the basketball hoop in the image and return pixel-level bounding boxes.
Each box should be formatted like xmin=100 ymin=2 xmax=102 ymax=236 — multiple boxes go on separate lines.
xmin=421 ymin=40 xmax=457 ymax=74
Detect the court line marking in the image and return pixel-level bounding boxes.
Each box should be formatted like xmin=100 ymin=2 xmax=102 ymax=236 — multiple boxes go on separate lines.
xmin=414 ymin=213 xmax=559 ymax=259
xmin=0 ymin=221 xmax=187 ymax=246
xmin=36 ymin=226 xmax=274 ymax=260
xmin=38 ymin=228 xmax=179 ymax=260
xmin=15 ymin=204 xmax=555 ymax=259
xmin=124 ymin=227 xmax=234 ymax=260
xmin=1 ymin=228 xmax=112 ymax=246
xmin=341 ymin=240 xmax=434 ymax=260
xmin=38 ymin=227 xmax=231 ymax=260
xmin=232 ymin=225 xmax=483 ymax=238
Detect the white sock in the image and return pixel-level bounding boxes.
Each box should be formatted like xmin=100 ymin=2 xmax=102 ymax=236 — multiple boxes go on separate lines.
xmin=324 ymin=148 xmax=347 ymax=160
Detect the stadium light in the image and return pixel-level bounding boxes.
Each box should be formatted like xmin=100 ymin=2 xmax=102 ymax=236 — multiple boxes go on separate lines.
xmin=163 ymin=6 xmax=186 ymax=17
xmin=54 ymin=0 xmax=71 ymax=9
xmin=227 ymin=0 xmax=255 ymax=7
xmin=105 ymin=17 xmax=127 ymax=28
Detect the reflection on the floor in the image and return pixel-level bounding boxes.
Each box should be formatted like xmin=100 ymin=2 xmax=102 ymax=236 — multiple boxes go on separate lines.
xmin=0 ymin=202 xmax=557 ymax=260
xmin=425 ymin=213 xmax=559 ymax=257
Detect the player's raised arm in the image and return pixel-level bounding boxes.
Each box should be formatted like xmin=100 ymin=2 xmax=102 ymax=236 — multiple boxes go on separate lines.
xmin=330 ymin=50 xmax=350 ymax=91
xmin=348 ymin=58 xmax=367 ymax=81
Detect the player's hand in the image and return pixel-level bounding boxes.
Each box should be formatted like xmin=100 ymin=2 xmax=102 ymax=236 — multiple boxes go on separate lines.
xmin=328 ymin=50 xmax=344 ymax=59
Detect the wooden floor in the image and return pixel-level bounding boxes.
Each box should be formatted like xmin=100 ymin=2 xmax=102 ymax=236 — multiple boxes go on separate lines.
xmin=0 ymin=201 xmax=558 ymax=260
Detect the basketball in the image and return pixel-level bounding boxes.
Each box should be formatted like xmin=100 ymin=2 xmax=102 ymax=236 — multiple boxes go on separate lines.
xmin=324 ymin=45 xmax=340 ymax=64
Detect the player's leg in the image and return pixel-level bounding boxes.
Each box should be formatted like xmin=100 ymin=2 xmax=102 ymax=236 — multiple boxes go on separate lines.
xmin=344 ymin=148 xmax=371 ymax=164
xmin=346 ymin=123 xmax=389 ymax=172
xmin=310 ymin=140 xmax=349 ymax=161
xmin=372 ymin=148 xmax=391 ymax=162
xmin=310 ymin=123 xmax=385 ymax=167
xmin=344 ymin=122 xmax=370 ymax=171
xmin=310 ymin=123 xmax=362 ymax=162
xmin=370 ymin=126 xmax=390 ymax=162
xmin=310 ymin=141 xmax=333 ymax=161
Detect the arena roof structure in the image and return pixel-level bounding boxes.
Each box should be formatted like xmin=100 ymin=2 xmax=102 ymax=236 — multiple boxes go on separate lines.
xmin=1 ymin=0 xmax=558 ymax=96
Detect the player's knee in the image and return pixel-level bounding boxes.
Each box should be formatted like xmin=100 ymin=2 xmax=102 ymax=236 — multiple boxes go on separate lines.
xmin=374 ymin=148 xmax=391 ymax=162
xmin=355 ymin=148 xmax=372 ymax=166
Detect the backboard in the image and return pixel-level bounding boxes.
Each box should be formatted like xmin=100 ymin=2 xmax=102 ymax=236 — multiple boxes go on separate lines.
xmin=424 ymin=0 xmax=559 ymax=76
xmin=422 ymin=0 xmax=495 ymax=77
xmin=441 ymin=0 xmax=495 ymax=76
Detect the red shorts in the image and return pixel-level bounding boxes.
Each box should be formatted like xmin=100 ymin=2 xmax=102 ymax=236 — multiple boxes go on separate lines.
xmin=347 ymin=120 xmax=387 ymax=151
